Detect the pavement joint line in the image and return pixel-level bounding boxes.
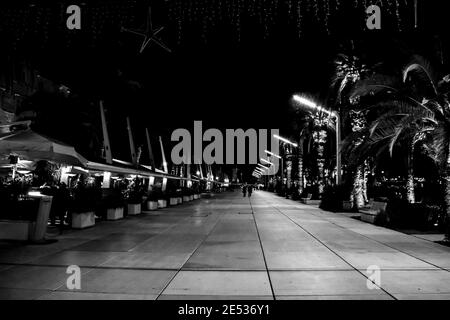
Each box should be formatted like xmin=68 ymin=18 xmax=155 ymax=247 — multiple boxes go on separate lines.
xmin=249 ymin=198 xmax=277 ymax=301
xmin=155 ymin=198 xmax=225 ymax=300
xmin=299 ymin=209 xmax=450 ymax=274
xmin=269 ymin=202 xmax=398 ymax=300
xmin=0 ymin=262 xmax=182 ymax=272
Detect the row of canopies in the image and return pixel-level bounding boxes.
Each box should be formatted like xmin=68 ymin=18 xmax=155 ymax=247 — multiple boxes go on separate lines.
xmin=0 ymin=126 xmax=221 ymax=185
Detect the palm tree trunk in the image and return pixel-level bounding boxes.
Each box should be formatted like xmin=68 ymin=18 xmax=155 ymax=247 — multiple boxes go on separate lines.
xmin=351 ymin=165 xmax=365 ymax=209
xmin=406 ymin=143 xmax=415 ymax=203
xmin=298 ymin=136 xmax=305 ymax=195
xmin=315 ymin=133 xmax=326 ymax=196
xmin=362 ymin=160 xmax=369 ymax=204
xmin=444 ymin=151 xmax=450 ymax=242
xmin=349 ymin=110 xmax=367 ymax=209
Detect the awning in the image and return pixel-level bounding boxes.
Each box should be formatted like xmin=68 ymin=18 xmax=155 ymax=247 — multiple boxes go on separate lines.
xmin=0 ymin=130 xmax=87 ymax=167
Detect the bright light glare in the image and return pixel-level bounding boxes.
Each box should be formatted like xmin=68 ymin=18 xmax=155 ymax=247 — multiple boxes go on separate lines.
xmin=293 ymin=95 xmax=319 ymax=109
xmin=273 ymin=134 xmax=298 ymax=147
xmin=293 ymin=95 xmax=337 ymax=118
xmin=28 ymin=191 xmax=42 ymax=197
xmin=261 ymin=158 xmax=274 ymax=166
xmin=265 ymin=150 xmax=282 ymax=159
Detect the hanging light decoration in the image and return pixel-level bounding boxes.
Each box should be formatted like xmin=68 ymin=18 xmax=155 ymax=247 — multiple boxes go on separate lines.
xmin=165 ymin=0 xmax=415 ymax=42
xmin=0 ymin=0 xmax=416 ymax=50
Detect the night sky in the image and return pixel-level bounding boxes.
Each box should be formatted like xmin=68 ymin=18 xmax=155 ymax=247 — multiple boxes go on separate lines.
xmin=1 ymin=0 xmax=449 ymax=172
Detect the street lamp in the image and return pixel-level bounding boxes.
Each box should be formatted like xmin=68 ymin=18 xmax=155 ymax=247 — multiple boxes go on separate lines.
xmin=255 ymin=167 xmax=266 ymax=174
xmin=273 ymin=134 xmax=298 ymax=147
xmin=292 ymin=94 xmax=342 ymax=185
xmin=260 ymin=158 xmax=274 ymax=166
xmin=264 ymin=150 xmax=282 ymax=159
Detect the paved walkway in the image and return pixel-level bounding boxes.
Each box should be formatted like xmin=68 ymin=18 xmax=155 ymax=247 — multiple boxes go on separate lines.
xmin=1 ymin=191 xmax=450 ymax=300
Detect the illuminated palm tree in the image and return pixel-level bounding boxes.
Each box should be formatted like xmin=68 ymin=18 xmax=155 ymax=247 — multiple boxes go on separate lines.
xmin=348 ymin=56 xmax=450 ymax=241
xmin=331 ymin=52 xmax=374 ymax=209
xmin=290 ymin=108 xmax=335 ymax=197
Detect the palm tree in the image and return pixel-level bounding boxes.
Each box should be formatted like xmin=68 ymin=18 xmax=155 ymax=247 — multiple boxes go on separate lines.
xmin=331 ymin=52 xmax=374 ymax=209
xmin=347 ymin=56 xmax=450 ymax=241
xmin=289 ymin=107 xmax=335 ymax=197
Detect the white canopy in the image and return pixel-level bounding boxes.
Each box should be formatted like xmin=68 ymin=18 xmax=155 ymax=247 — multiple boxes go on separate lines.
xmin=0 ymin=130 xmax=87 ymax=167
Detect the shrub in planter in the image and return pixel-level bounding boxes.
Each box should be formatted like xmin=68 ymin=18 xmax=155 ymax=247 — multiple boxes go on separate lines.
xmin=158 ymin=199 xmax=168 ymax=208
xmin=166 ymin=190 xmax=179 ymax=206
xmin=70 ymin=187 xmax=99 ymax=229
xmin=182 ymin=187 xmax=194 ymax=202
xmin=127 ymin=203 xmax=141 ymax=215
xmin=101 ymin=189 xmax=126 ymax=220
xmin=387 ymin=200 xmax=444 ymax=231
xmin=127 ymin=188 xmax=146 ymax=215
xmin=149 ymin=189 xmax=168 ymax=208
xmin=319 ymin=184 xmax=352 ymax=212
xmin=169 ymin=197 xmax=179 ymax=206
xmin=107 ymin=207 xmax=124 ymax=220
xmin=145 ymin=191 xmax=159 ymax=211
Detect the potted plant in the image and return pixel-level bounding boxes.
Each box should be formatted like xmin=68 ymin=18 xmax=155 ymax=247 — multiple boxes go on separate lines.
xmin=103 ymin=189 xmax=125 ymax=221
xmin=127 ymin=190 xmax=143 ymax=215
xmin=167 ymin=190 xmax=179 ymax=206
xmin=71 ymin=186 xmax=98 ymax=229
xmin=151 ymin=189 xmax=167 ymax=208
xmin=176 ymin=189 xmax=183 ymax=204
xmin=182 ymin=187 xmax=193 ymax=202
xmin=0 ymin=184 xmax=43 ymax=241
xmin=146 ymin=190 xmax=159 ymax=211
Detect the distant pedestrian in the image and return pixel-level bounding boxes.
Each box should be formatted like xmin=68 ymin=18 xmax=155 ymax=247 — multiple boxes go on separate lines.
xmin=242 ymin=184 xmax=247 ymax=197
xmin=247 ymin=185 xmax=253 ymax=198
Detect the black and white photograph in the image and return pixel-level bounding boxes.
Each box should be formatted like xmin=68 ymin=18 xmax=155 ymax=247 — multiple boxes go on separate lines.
xmin=1 ymin=0 xmax=450 ymax=307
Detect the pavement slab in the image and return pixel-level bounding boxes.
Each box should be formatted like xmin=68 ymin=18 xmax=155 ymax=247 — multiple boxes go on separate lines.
xmin=1 ymin=190 xmax=450 ymax=300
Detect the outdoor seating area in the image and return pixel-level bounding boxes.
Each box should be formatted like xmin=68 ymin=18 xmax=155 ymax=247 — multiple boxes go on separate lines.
xmin=0 ymin=125 xmax=223 ymax=241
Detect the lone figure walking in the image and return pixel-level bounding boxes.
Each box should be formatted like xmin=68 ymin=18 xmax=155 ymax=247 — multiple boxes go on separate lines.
xmin=247 ymin=185 xmax=253 ymax=198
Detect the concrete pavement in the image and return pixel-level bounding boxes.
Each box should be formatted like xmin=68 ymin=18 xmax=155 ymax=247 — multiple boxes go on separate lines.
xmin=1 ymin=190 xmax=450 ymax=300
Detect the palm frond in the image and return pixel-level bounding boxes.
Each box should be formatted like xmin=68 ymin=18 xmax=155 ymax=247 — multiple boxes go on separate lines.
xmin=403 ymin=55 xmax=439 ymax=96
xmin=350 ymin=74 xmax=400 ymax=100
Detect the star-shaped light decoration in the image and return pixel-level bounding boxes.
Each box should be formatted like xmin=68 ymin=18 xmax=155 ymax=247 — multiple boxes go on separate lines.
xmin=121 ymin=7 xmax=171 ymax=54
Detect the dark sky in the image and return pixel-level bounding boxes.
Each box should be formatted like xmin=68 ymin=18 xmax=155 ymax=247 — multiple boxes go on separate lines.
xmin=1 ymin=0 xmax=449 ymax=168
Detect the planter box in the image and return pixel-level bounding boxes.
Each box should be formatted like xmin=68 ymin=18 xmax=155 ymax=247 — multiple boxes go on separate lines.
xmin=361 ymin=211 xmax=378 ymax=224
xmin=107 ymin=207 xmax=124 ymax=221
xmin=169 ymin=197 xmax=178 ymax=206
xmin=183 ymin=196 xmax=190 ymax=202
xmin=342 ymin=201 xmax=353 ymax=211
xmin=360 ymin=201 xmax=387 ymax=225
xmin=0 ymin=220 xmax=34 ymax=241
xmin=127 ymin=203 xmax=142 ymax=215
xmin=72 ymin=212 xmax=95 ymax=229
xmin=146 ymin=201 xmax=158 ymax=211
xmin=303 ymin=199 xmax=321 ymax=206
xmin=158 ymin=199 xmax=167 ymax=208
